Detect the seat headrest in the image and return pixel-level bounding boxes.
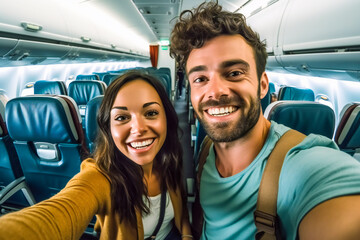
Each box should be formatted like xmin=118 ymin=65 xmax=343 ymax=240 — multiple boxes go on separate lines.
xmin=264 ymin=101 xmax=335 ymax=138
xmin=278 ymin=86 xmax=315 ymax=101
xmin=6 ymin=95 xmax=84 ymax=143
xmin=76 ymin=74 xmax=100 ymax=81
xmin=85 ymin=95 xmax=103 ymax=143
xmin=334 ymin=103 xmax=360 ymax=150
xmin=34 ymin=80 xmax=67 ymax=95
xmin=68 ymin=80 xmax=106 ymax=105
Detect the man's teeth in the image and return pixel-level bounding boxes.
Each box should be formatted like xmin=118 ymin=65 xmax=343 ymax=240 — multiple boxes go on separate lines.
xmin=208 ymin=106 xmax=236 ymax=116
xmin=130 ymin=139 xmax=154 ymax=149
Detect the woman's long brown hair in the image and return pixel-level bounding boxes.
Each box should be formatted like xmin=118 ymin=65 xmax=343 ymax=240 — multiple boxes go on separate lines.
xmin=93 ymin=70 xmax=184 ymax=226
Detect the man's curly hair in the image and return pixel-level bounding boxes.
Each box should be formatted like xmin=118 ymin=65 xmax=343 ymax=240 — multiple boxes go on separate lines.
xmin=170 ymin=1 xmax=267 ymax=80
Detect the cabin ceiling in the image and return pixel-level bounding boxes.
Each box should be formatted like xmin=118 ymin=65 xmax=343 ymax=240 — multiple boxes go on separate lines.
xmin=130 ymin=0 xmax=248 ymax=42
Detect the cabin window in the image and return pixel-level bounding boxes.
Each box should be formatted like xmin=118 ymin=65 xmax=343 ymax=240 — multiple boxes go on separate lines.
xmin=21 ymin=82 xmax=35 ymax=96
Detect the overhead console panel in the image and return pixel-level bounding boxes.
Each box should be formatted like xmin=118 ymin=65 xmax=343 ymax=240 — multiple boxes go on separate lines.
xmin=245 ymin=0 xmax=360 ymax=81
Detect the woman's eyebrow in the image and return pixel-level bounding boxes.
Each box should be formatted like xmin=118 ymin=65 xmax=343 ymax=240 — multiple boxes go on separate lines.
xmin=143 ymin=102 xmax=160 ymax=108
xmin=112 ymin=106 xmax=127 ymax=110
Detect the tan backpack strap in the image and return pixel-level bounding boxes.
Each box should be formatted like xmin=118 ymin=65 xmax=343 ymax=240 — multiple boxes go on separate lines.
xmin=192 ymin=135 xmax=213 ymax=240
xmin=197 ymin=135 xmax=213 ymax=190
xmin=254 ymin=129 xmax=306 ymax=240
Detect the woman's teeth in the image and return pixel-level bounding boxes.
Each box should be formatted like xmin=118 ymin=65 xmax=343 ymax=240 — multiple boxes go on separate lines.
xmin=130 ymin=139 xmax=154 ymax=149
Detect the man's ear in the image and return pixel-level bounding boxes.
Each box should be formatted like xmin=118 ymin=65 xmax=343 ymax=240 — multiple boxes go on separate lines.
xmin=259 ymin=72 xmax=269 ymax=100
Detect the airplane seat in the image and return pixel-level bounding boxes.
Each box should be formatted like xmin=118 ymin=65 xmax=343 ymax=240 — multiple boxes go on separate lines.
xmin=193 ymin=120 xmax=207 ymax=167
xmin=67 ymin=80 xmax=107 ymax=122
xmin=0 ymin=99 xmax=32 ymax=211
xmin=85 ymin=95 xmax=103 ymax=153
xmin=102 ymin=74 xmax=119 ymax=86
xmin=264 ymin=100 xmax=336 ymax=139
xmin=334 ymin=103 xmax=360 ymax=157
xmin=278 ymin=86 xmax=315 ymax=101
xmin=76 ymin=74 xmax=100 ymax=81
xmin=152 ymin=73 xmax=171 ymax=98
xmin=269 ymin=82 xmax=276 ymax=95
xmin=261 ymin=86 xmax=271 ymax=113
xmin=5 ymin=95 xmax=88 ymax=203
xmin=34 ymin=80 xmax=67 ymax=95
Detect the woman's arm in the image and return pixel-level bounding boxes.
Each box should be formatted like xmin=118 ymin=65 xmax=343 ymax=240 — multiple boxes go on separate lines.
xmin=0 ymin=160 xmax=110 ymax=240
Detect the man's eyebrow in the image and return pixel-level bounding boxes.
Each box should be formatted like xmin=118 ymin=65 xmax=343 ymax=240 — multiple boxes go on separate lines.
xmin=220 ymin=60 xmax=250 ymax=70
xmin=143 ymin=102 xmax=160 ymax=108
xmin=187 ymin=65 xmax=207 ymax=76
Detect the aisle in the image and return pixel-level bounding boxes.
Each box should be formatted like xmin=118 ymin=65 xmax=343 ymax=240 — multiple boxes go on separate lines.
xmin=173 ymin=90 xmax=195 ymax=197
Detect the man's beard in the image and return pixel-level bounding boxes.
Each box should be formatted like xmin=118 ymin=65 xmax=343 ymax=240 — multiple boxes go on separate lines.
xmin=196 ymin=94 xmax=261 ymax=143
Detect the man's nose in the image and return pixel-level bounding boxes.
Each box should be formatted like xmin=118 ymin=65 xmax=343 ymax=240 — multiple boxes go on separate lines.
xmin=205 ymin=74 xmax=230 ymax=99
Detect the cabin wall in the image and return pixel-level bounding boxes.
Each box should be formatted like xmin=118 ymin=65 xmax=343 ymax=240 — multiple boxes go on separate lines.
xmin=0 ymin=61 xmax=145 ymax=99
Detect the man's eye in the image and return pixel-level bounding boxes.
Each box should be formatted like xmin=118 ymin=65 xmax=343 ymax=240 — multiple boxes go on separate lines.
xmin=146 ymin=110 xmax=159 ymax=117
xmin=228 ymin=71 xmax=243 ymax=77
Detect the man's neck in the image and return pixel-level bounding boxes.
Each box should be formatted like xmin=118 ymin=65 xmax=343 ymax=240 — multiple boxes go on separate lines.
xmin=214 ymin=117 xmax=271 ymax=177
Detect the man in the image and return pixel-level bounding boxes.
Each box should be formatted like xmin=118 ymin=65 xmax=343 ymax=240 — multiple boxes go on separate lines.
xmin=170 ymin=1 xmax=360 ymax=240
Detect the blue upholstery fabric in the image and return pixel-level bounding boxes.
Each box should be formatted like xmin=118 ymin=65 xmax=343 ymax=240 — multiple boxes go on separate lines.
xmin=68 ymin=80 xmax=106 ymax=106
xmin=85 ymin=95 xmax=103 ymax=152
xmin=193 ymin=120 xmax=207 ymax=166
xmin=76 ymin=74 xmax=100 ymax=81
xmin=0 ymin=113 xmax=28 ymax=209
xmin=334 ymin=103 xmax=360 ymax=154
xmin=7 ymin=97 xmax=81 ymax=143
xmin=34 ymin=80 xmax=67 ymax=95
xmin=264 ymin=101 xmax=335 ymax=139
xmin=102 ymin=74 xmax=119 ymax=86
xmin=5 ymin=95 xmax=87 ymax=202
xmin=261 ymin=86 xmax=271 ymax=113
xmin=278 ymin=86 xmax=315 ymax=101
xmin=269 ymin=82 xmax=275 ymax=94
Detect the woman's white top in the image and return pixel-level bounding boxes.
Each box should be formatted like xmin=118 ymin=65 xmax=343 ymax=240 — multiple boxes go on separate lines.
xmin=143 ymin=191 xmax=174 ymax=240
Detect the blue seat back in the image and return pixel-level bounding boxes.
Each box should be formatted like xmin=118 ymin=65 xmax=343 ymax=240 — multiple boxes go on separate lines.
xmin=152 ymin=73 xmax=171 ymax=98
xmin=193 ymin=120 xmax=207 ymax=166
xmin=334 ymin=103 xmax=360 ymax=155
xmin=278 ymin=86 xmax=315 ymax=101
xmin=68 ymin=80 xmax=106 ymax=119
xmin=76 ymin=74 xmax=100 ymax=81
xmin=0 ymin=100 xmax=29 ymax=208
xmin=85 ymin=96 xmax=103 ymax=153
xmin=5 ymin=95 xmax=88 ymax=202
xmin=34 ymin=80 xmax=67 ymax=95
xmin=264 ymin=101 xmax=335 ymax=139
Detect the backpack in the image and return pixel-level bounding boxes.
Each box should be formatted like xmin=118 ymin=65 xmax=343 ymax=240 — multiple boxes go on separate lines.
xmin=192 ymin=129 xmax=306 ymax=240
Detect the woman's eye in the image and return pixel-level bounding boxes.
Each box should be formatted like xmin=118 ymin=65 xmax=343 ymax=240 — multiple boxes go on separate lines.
xmin=193 ymin=77 xmax=205 ymax=83
xmin=146 ymin=110 xmax=159 ymax=117
xmin=115 ymin=115 xmax=129 ymax=121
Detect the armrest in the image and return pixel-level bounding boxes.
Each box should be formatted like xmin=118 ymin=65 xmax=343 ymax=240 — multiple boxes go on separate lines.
xmin=0 ymin=176 xmax=36 ymax=206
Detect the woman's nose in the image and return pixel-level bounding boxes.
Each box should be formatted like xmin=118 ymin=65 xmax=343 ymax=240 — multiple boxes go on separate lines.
xmin=130 ymin=117 xmax=147 ymax=135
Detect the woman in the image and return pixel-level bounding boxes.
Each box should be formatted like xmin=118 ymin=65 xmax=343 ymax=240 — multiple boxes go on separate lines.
xmin=0 ymin=71 xmax=192 ymax=240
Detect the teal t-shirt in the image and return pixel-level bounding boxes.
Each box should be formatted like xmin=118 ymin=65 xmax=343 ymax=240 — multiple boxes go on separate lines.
xmin=200 ymin=121 xmax=360 ymax=240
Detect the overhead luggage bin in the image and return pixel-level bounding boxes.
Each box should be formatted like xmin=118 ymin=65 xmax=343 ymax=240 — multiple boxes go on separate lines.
xmin=245 ymin=0 xmax=360 ymax=81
